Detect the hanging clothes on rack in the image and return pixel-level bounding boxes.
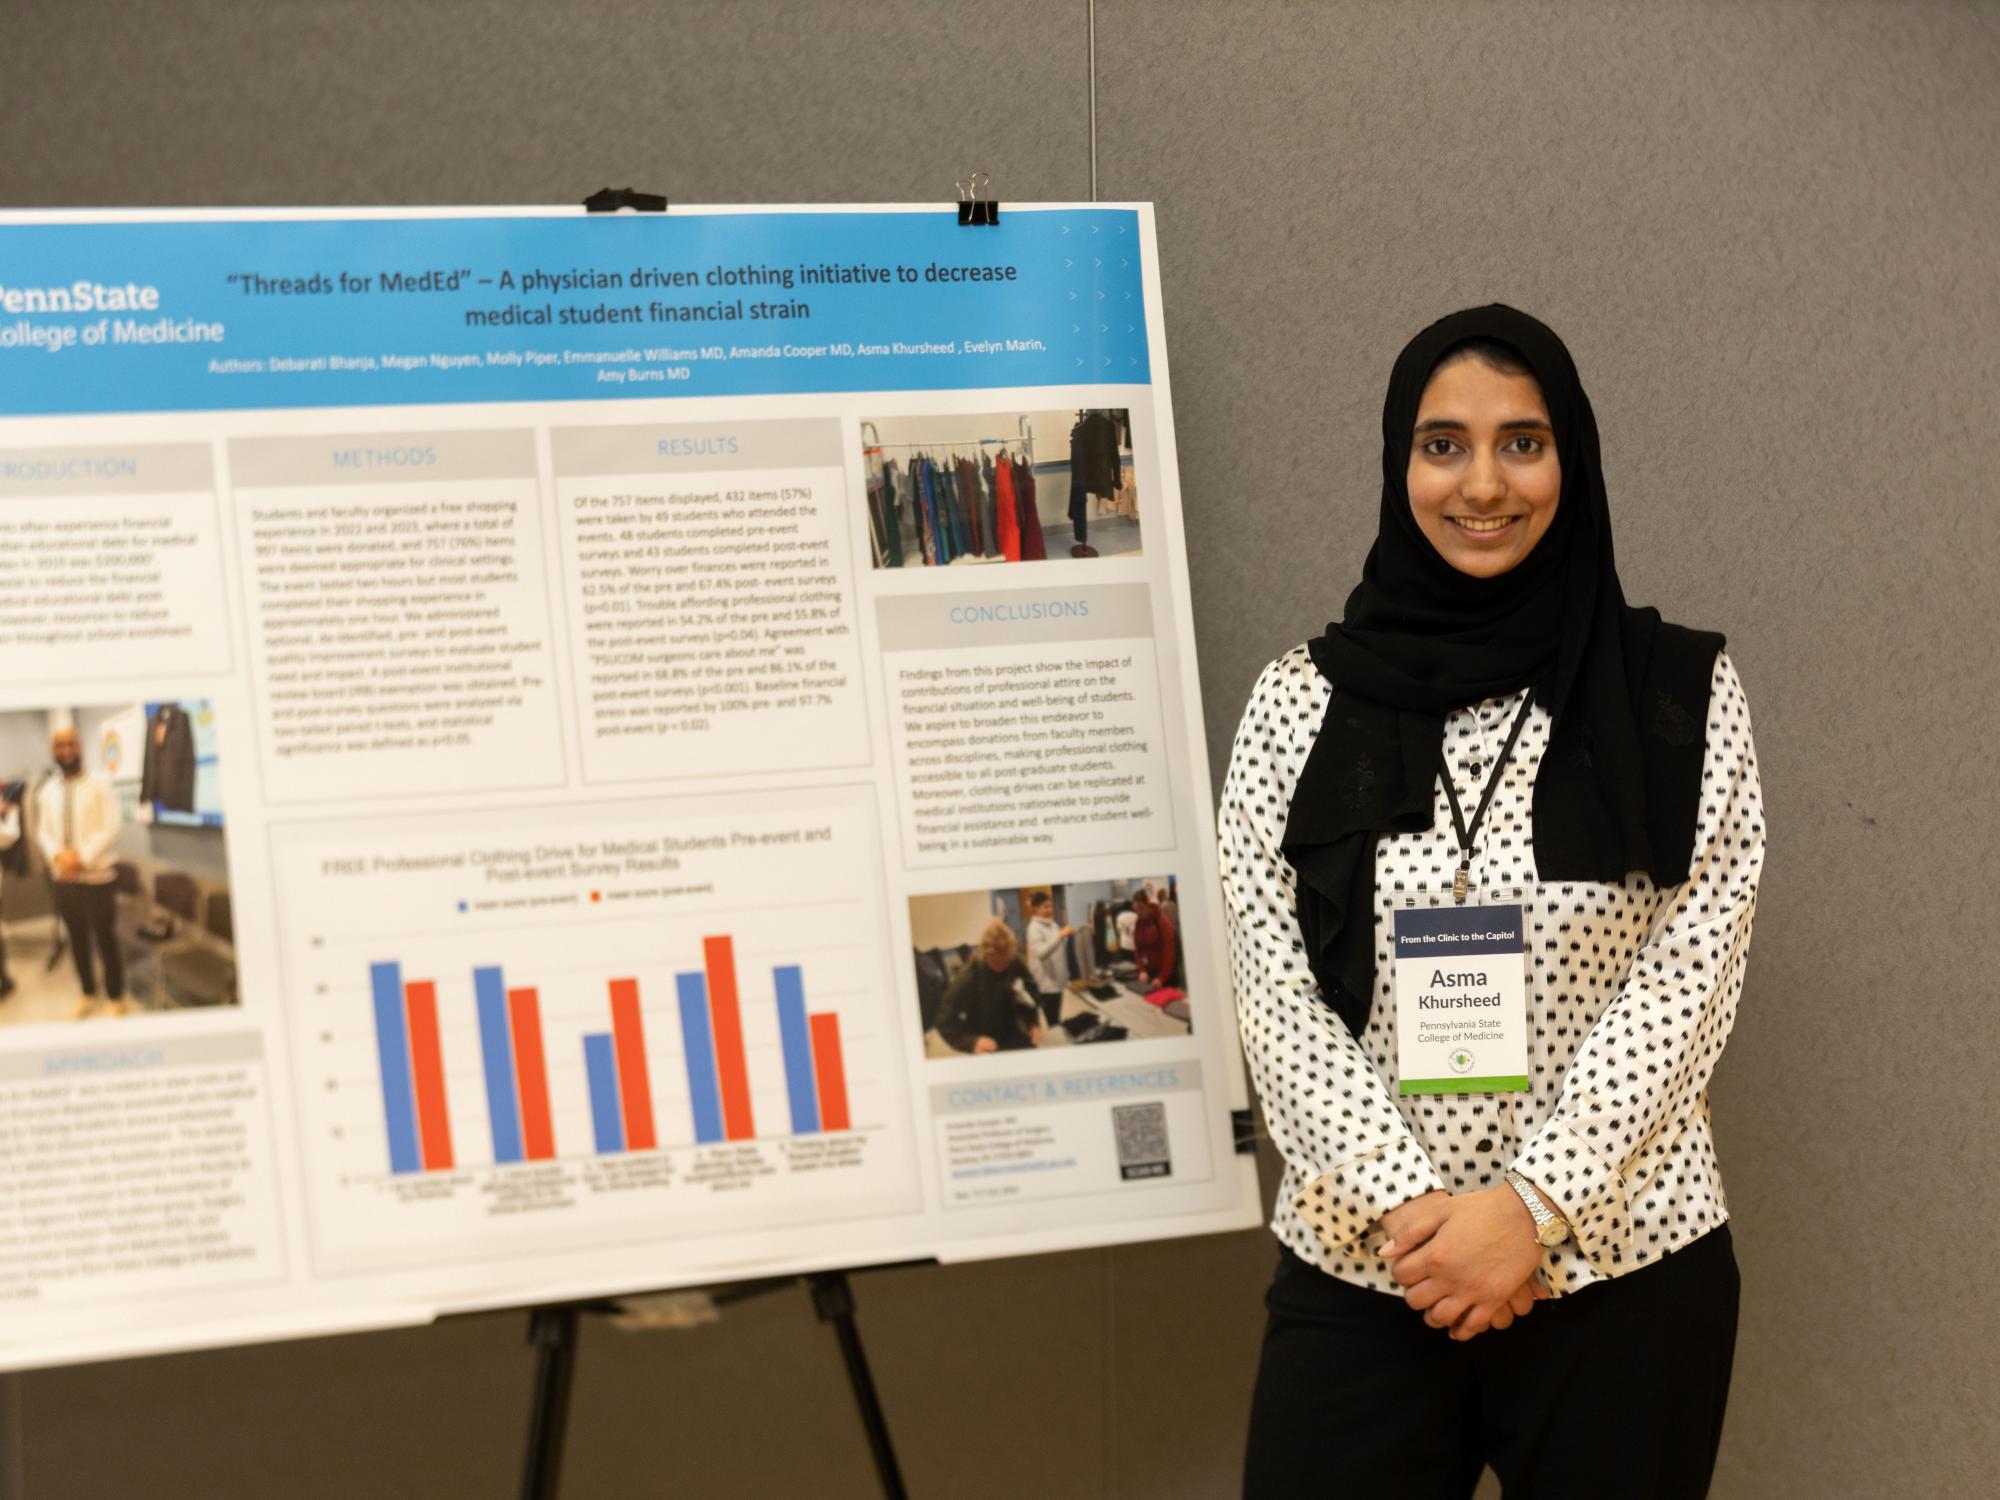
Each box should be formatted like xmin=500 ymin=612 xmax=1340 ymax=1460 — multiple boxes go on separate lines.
xmin=919 ymin=457 xmax=947 ymax=563
xmin=871 ymin=457 xmax=905 ymax=568
xmin=865 ymin=429 xmax=1041 ymax=567
xmin=1015 ymin=454 xmax=1047 ymax=560
xmin=861 ymin=451 xmax=886 ymax=567
xmin=938 ymin=458 xmax=963 ymax=561
xmin=975 ymin=453 xmax=999 ymax=557
xmin=956 ymin=454 xmax=984 ymax=557
xmin=994 ymin=452 xmax=1022 ymax=561
xmin=905 ymin=461 xmax=928 ymax=564
xmin=1067 ymin=409 xmax=1125 ymax=554
xmin=953 ymin=461 xmax=978 ymax=560
xmin=1071 ymin=410 xmax=1122 ymax=494
xmin=960 ymin=460 xmax=979 ymax=558
xmin=943 ymin=453 xmax=965 ymax=556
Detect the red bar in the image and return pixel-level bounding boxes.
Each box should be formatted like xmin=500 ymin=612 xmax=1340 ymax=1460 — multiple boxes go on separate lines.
xmin=808 ymin=1013 xmax=850 ymax=1132
xmin=608 ymin=978 xmax=658 ymax=1150
xmin=403 ymin=980 xmax=455 ymax=1171
xmin=703 ymin=935 xmax=756 ymax=1140
xmin=507 ymin=987 xmax=556 ymax=1161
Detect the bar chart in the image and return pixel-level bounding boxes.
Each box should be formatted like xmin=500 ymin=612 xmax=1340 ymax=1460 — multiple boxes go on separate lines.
xmin=368 ymin=936 xmax=859 ymax=1171
xmin=359 ymin=928 xmax=875 ymax=1170
xmin=272 ymin=785 xmax=920 ymax=1271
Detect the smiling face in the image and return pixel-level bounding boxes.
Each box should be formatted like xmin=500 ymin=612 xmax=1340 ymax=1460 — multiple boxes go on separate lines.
xmin=1406 ymin=353 xmax=1562 ymax=578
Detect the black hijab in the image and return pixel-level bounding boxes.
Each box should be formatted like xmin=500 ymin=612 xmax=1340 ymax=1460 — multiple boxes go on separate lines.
xmin=1278 ymin=303 xmax=1724 ymax=1038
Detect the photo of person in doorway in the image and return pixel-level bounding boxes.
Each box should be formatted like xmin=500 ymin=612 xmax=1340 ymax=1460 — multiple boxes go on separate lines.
xmin=0 ymin=703 xmax=239 ymax=1027
xmin=38 ymin=723 xmax=126 ymax=1014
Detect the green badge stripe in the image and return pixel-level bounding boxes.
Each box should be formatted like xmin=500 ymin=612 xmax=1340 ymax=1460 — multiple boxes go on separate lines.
xmin=1399 ymin=1075 xmax=1530 ymax=1095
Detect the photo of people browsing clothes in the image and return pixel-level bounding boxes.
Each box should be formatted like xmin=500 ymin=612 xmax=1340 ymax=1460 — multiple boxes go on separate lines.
xmin=910 ymin=876 xmax=1188 ymax=1057
xmin=861 ymin=407 xmax=1140 ymax=567
xmin=0 ymin=702 xmax=238 ymax=1027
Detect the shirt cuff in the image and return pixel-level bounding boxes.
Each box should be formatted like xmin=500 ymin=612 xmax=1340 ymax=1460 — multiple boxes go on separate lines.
xmin=1512 ymin=1117 xmax=1632 ymax=1272
xmin=1290 ymin=1137 xmax=1446 ymax=1255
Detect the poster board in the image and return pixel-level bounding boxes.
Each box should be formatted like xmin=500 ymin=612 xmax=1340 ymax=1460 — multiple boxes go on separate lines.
xmin=0 ymin=202 xmax=1260 ymax=1371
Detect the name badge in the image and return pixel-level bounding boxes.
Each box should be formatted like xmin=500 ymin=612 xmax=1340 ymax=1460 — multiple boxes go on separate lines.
xmin=1392 ymin=898 xmax=1529 ymax=1095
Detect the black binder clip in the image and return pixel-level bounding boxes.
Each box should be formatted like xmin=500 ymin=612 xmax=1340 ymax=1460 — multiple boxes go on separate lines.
xmin=956 ymin=172 xmax=999 ymax=226
xmin=1232 ymin=1108 xmax=1259 ymax=1156
xmin=583 ymin=187 xmax=668 ymax=214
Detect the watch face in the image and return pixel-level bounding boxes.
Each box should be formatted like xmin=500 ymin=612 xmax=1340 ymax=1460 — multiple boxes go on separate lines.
xmin=1537 ymin=1220 xmax=1569 ymax=1247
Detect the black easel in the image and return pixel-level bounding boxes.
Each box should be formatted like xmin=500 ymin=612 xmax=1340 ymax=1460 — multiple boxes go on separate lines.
xmin=807 ymin=1272 xmax=908 ymax=1500
xmin=519 ymin=1305 xmax=586 ymax=1500
xmin=517 ymin=1266 xmax=914 ymax=1500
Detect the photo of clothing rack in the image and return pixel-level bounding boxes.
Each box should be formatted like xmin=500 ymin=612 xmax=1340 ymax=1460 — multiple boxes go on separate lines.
xmin=860 ymin=409 xmax=1141 ymax=569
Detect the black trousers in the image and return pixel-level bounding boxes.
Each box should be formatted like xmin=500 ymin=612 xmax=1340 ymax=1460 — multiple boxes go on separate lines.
xmin=1245 ymin=1224 xmax=1738 ymax=1499
xmin=55 ymin=881 xmax=124 ymax=999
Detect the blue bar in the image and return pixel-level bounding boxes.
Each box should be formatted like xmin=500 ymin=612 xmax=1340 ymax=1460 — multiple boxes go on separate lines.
xmin=773 ymin=965 xmax=821 ymax=1135
xmin=472 ymin=965 xmax=524 ymax=1164
xmin=583 ymin=1033 xmax=625 ymax=1154
xmin=675 ymin=972 xmax=725 ymax=1145
xmin=370 ymin=961 xmax=423 ymax=1175
xmin=0 ymin=211 xmax=1152 ymax=417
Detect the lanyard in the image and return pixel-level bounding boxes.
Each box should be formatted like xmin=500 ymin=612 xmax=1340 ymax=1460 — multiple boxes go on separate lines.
xmin=1440 ymin=692 xmax=1536 ymax=903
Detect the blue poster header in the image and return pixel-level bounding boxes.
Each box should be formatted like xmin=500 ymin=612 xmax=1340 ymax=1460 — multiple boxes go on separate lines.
xmin=0 ymin=209 xmax=1151 ymax=415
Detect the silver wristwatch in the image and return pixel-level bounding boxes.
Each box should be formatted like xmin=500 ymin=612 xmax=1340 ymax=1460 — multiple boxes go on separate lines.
xmin=1504 ymin=1169 xmax=1571 ymax=1247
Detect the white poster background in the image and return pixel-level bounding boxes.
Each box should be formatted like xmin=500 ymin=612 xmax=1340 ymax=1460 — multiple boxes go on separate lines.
xmin=0 ymin=202 xmax=1258 ymax=1373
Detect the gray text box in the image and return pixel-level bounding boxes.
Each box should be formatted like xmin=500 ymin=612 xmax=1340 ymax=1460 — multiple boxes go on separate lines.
xmin=0 ymin=1029 xmax=264 ymax=1081
xmin=230 ymin=429 xmax=536 ymax=487
xmin=0 ymin=443 xmax=213 ymax=497
xmin=877 ymin=582 xmax=1154 ymax=652
xmin=551 ymin=418 xmax=842 ymax=476
xmin=931 ymin=1058 xmax=1203 ymax=1114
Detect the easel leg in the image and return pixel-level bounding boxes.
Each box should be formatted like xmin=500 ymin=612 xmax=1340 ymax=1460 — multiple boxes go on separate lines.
xmin=0 ymin=1371 xmax=25 ymax=1500
xmin=808 ymin=1272 xmax=908 ymax=1500
xmin=520 ymin=1306 xmax=581 ymax=1500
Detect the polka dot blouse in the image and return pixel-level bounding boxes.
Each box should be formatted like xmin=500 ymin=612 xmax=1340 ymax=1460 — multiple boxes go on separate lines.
xmin=1218 ymin=645 xmax=1764 ymax=1296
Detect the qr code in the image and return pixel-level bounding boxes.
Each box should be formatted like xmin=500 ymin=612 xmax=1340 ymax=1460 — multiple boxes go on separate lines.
xmin=1112 ymin=1102 xmax=1171 ymax=1181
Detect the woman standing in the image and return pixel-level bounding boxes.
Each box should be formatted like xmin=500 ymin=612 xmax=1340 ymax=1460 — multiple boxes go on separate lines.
xmin=1220 ymin=304 xmax=1764 ymax=1498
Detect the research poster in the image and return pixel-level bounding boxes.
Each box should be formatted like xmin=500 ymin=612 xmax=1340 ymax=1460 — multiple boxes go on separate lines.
xmin=0 ymin=203 xmax=1259 ymax=1371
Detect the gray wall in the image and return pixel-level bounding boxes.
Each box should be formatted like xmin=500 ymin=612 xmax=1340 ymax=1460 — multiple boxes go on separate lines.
xmin=3 ymin=2 xmax=1995 ymax=1496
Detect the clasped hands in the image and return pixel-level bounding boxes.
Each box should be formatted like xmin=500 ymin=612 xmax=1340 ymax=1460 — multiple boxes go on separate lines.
xmin=1375 ymin=1186 xmax=1550 ymax=1341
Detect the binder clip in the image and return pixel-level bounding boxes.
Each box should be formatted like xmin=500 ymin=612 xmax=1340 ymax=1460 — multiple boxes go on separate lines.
xmin=583 ymin=187 xmax=668 ymax=214
xmin=1232 ymin=1108 xmax=1259 ymax=1156
xmin=956 ymin=172 xmax=999 ymax=226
